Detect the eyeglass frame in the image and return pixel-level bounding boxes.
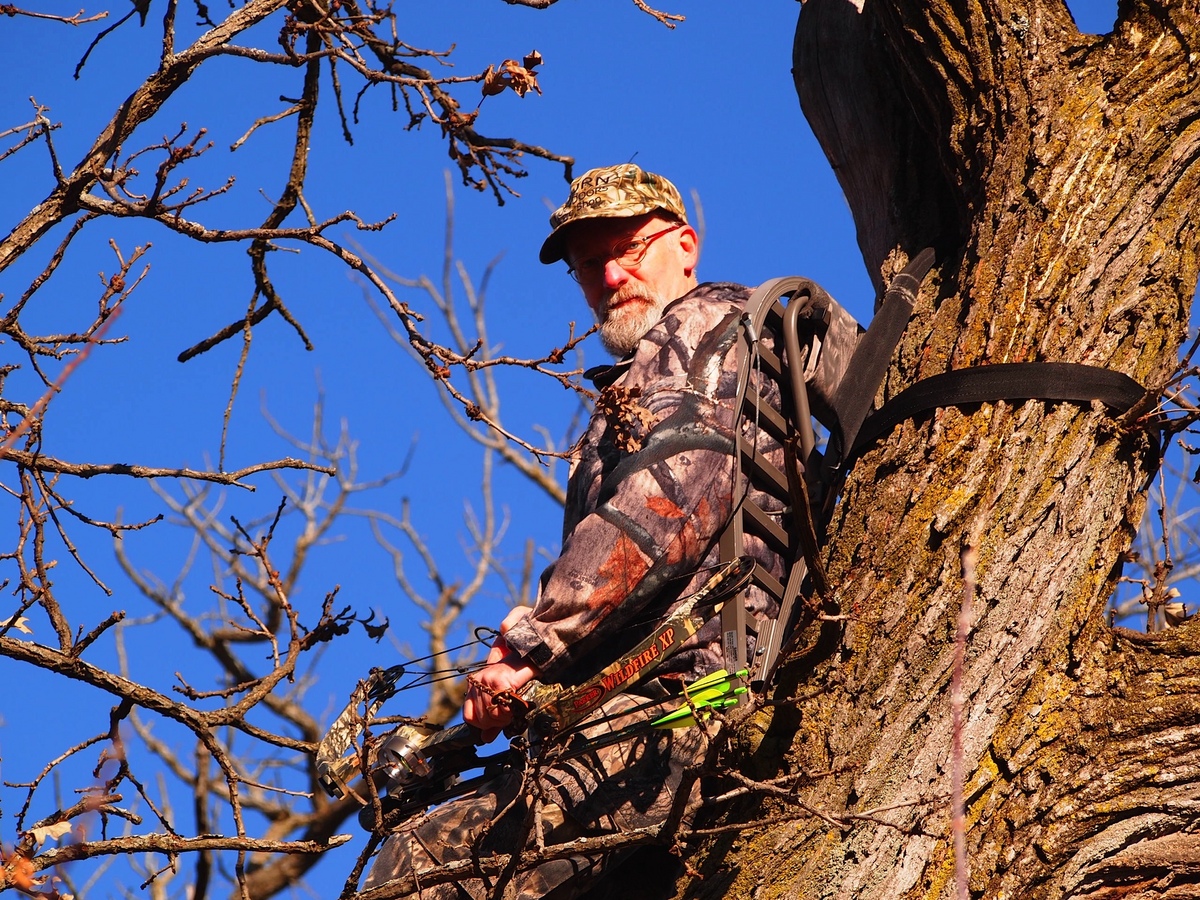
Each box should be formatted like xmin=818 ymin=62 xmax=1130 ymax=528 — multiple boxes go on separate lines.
xmin=565 ymin=222 xmax=685 ymax=285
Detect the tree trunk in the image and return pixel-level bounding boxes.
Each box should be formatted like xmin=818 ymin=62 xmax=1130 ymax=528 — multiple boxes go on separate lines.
xmin=688 ymin=1 xmax=1200 ymax=897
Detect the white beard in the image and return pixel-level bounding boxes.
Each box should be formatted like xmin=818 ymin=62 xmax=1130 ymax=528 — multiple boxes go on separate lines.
xmin=599 ymin=284 xmax=669 ymax=357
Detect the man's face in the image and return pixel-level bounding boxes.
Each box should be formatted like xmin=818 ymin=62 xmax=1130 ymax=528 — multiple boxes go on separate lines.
xmin=564 ymin=214 xmax=698 ymax=357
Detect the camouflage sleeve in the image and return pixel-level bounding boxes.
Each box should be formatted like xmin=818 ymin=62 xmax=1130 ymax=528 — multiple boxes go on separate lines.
xmin=504 ymin=287 xmax=752 ymax=680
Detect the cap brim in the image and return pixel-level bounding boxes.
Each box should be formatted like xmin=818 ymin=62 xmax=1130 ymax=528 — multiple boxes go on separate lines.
xmin=538 ymin=208 xmax=659 ymax=266
xmin=539 ymin=228 xmax=568 ymax=265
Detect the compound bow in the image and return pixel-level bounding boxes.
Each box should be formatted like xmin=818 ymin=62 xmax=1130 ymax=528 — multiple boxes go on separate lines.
xmin=315 ymin=556 xmax=756 ymax=831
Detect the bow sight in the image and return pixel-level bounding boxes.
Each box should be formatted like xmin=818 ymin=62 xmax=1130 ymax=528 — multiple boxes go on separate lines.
xmin=314 ymin=557 xmax=756 ymax=830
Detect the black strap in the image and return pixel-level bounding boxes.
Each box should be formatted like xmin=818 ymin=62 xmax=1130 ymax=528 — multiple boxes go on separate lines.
xmin=851 ymin=361 xmax=1147 ymax=457
xmin=827 ymin=248 xmax=936 ymax=463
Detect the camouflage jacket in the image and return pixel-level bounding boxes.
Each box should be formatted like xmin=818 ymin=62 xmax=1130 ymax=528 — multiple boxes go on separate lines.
xmin=504 ymin=282 xmax=787 ymax=687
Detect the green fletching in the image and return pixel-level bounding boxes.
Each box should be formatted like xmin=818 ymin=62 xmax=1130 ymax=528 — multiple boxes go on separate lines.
xmin=651 ymin=668 xmax=749 ymax=729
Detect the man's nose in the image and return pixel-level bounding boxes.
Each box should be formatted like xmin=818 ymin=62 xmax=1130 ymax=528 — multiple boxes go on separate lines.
xmin=603 ymin=259 xmax=630 ymax=289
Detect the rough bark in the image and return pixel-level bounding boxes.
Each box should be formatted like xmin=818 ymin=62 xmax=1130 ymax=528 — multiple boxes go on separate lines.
xmin=685 ymin=1 xmax=1200 ymax=898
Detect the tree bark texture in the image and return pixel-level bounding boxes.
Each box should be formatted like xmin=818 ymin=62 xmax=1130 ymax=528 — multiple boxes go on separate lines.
xmin=689 ymin=1 xmax=1200 ymax=898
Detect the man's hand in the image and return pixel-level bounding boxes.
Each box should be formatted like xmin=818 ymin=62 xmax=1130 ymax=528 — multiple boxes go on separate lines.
xmin=463 ymin=606 xmax=540 ymax=742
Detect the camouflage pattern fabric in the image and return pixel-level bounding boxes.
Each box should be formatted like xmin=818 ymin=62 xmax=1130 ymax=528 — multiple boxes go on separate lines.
xmin=362 ymin=690 xmax=709 ymax=899
xmin=503 ymin=281 xmax=786 ymax=686
xmin=364 ymin=281 xmax=786 ymax=898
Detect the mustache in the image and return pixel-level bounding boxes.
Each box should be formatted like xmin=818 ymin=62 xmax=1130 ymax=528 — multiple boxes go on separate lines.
xmin=603 ymin=283 xmax=655 ymax=317
xmin=616 ymin=283 xmax=654 ymax=301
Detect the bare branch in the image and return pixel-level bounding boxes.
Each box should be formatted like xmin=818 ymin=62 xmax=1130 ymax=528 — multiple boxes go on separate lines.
xmin=0 ymin=6 xmax=108 ymax=25
xmin=23 ymin=832 xmax=352 ymax=876
xmin=0 ymin=450 xmax=336 ymax=489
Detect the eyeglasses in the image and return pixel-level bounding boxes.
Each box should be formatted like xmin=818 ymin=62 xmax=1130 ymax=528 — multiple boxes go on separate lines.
xmin=566 ymin=222 xmax=684 ymax=285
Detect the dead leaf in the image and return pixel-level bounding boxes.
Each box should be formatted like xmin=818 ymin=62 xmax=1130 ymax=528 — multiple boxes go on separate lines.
xmin=481 ymin=64 xmax=503 ymax=97
xmin=29 ymin=822 xmax=72 ymax=846
xmin=358 ymin=610 xmax=390 ymax=642
xmin=481 ymin=57 xmax=542 ymax=99
xmin=0 ymin=615 xmax=32 ymax=634
xmin=1165 ymin=598 xmax=1191 ymax=627
xmin=596 ymin=385 xmax=656 ymax=453
xmin=445 ymin=109 xmax=479 ymax=129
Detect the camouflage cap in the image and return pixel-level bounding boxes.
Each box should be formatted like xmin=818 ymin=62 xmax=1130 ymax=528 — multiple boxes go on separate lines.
xmin=539 ymin=164 xmax=688 ymax=264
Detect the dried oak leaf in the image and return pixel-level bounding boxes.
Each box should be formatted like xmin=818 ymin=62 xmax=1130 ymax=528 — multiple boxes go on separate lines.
xmin=596 ymin=385 xmax=656 ymax=453
xmin=481 ymin=53 xmax=543 ymax=98
xmin=1165 ymin=601 xmax=1191 ymax=627
xmin=358 ymin=610 xmax=390 ymax=642
xmin=0 ymin=615 xmax=32 ymax=634
xmin=29 ymin=823 xmax=72 ymax=847
xmin=446 ymin=110 xmax=478 ymax=130
xmin=481 ymin=64 xmax=504 ymax=97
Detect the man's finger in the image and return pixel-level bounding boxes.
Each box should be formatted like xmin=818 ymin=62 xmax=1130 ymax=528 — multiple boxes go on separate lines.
xmin=498 ymin=605 xmax=532 ymax=634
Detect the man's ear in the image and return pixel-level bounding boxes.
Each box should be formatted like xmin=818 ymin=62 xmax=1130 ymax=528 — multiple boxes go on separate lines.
xmin=677 ymin=225 xmax=700 ymax=275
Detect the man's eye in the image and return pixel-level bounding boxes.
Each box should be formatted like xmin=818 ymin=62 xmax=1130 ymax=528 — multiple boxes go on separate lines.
xmin=615 ymin=239 xmax=644 ymax=261
xmin=575 ymin=258 xmax=603 ymax=274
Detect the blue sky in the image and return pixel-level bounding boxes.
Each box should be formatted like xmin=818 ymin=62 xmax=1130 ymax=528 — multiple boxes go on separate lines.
xmin=0 ymin=1 xmax=1127 ymax=896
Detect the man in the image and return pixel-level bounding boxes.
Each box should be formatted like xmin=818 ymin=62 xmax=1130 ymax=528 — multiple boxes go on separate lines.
xmin=364 ymin=164 xmax=785 ymax=899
